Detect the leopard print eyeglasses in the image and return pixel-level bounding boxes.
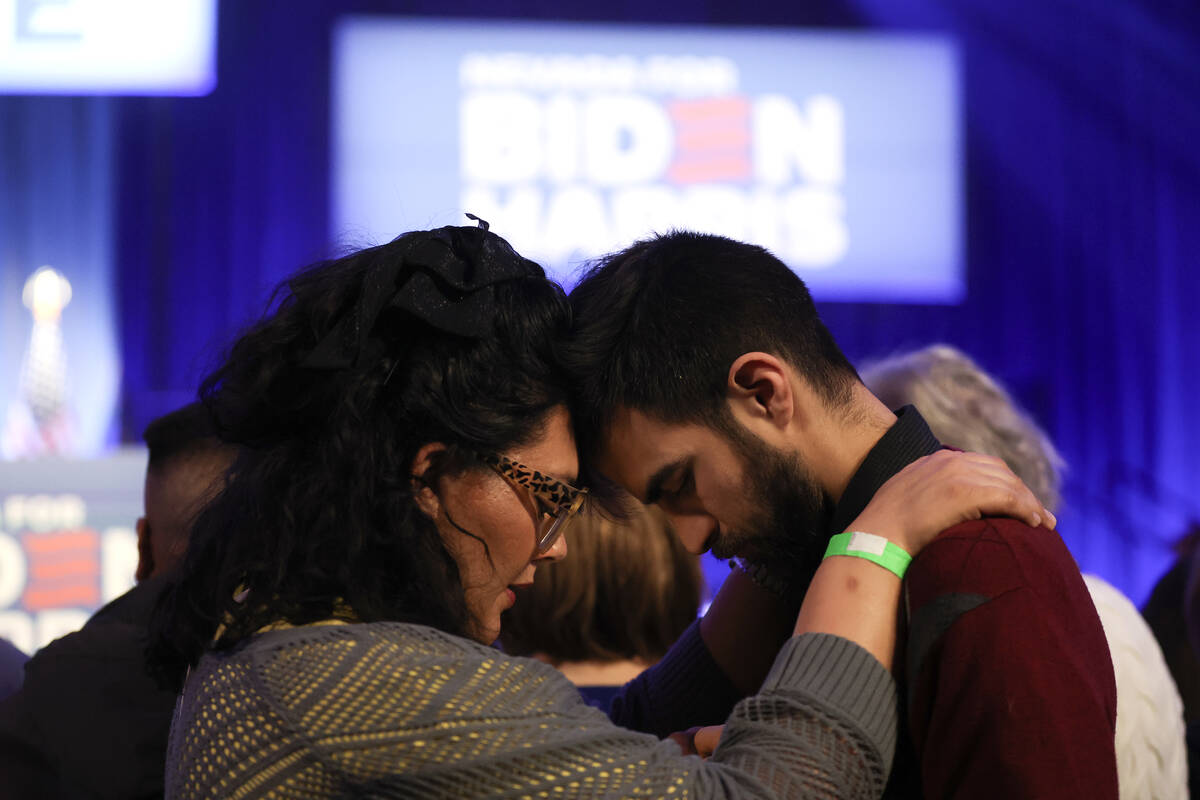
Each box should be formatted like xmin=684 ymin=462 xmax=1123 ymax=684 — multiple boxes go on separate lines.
xmin=475 ymin=451 xmax=588 ymax=553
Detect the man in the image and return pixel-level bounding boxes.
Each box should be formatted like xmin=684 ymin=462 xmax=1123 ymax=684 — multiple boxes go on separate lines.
xmin=564 ymin=231 xmax=1118 ymax=799
xmin=0 ymin=403 xmax=234 ymax=799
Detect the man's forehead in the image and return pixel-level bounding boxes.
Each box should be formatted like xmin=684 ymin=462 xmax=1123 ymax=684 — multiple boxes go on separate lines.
xmin=596 ymin=408 xmax=695 ymax=494
xmin=599 ymin=407 xmax=672 ymax=454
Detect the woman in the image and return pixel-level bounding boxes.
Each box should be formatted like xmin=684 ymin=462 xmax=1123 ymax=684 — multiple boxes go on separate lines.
xmin=153 ymin=221 xmax=1052 ymax=798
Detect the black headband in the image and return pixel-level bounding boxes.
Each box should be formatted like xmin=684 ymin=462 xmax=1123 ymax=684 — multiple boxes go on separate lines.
xmin=301 ymin=216 xmax=542 ymax=370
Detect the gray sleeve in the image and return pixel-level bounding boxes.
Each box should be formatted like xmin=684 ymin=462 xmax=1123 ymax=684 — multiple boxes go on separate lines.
xmin=607 ymin=618 xmax=743 ymax=736
xmin=697 ymin=632 xmax=898 ymax=799
xmin=168 ymin=624 xmax=897 ymax=799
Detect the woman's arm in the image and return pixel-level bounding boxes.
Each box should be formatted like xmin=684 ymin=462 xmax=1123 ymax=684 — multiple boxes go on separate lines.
xmin=702 ymin=449 xmax=1052 ymax=681
xmin=679 ymin=450 xmax=1054 ymax=759
xmin=619 ymin=451 xmax=1051 ymax=740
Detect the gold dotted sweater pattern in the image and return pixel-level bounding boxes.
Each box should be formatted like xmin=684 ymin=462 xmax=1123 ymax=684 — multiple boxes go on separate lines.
xmin=166 ymin=623 xmax=897 ymax=799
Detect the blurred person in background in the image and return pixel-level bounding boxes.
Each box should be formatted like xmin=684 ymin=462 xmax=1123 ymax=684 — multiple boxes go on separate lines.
xmin=1143 ymin=524 xmax=1200 ymax=722
xmin=863 ymin=343 xmax=1189 ymax=800
xmin=499 ymin=503 xmax=704 ymax=711
xmin=0 ymin=402 xmax=235 ymax=799
xmin=1142 ymin=522 xmax=1200 ymax=797
xmin=1187 ymin=532 xmax=1200 ymax=798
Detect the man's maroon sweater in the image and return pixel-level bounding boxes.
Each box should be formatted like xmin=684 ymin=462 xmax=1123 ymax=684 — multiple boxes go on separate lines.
xmin=835 ymin=407 xmax=1118 ymax=800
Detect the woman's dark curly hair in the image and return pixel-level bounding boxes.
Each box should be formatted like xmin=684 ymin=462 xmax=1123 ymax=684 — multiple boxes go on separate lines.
xmin=149 ymin=226 xmax=572 ymax=687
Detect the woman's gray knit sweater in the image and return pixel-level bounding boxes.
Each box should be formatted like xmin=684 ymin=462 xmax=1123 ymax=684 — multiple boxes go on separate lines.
xmin=166 ymin=623 xmax=897 ymax=798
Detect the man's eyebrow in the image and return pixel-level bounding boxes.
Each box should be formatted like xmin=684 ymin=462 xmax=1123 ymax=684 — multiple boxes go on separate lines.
xmin=644 ymin=458 xmax=688 ymax=505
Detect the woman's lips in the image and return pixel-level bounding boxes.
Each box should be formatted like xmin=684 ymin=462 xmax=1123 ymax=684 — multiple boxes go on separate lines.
xmin=505 ymin=582 xmax=534 ymax=607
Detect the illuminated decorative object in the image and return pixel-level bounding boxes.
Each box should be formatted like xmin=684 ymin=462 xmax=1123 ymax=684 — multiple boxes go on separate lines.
xmin=2 ymin=267 xmax=73 ymax=458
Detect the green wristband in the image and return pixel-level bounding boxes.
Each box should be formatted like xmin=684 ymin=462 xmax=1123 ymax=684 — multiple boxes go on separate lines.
xmin=823 ymin=531 xmax=913 ymax=579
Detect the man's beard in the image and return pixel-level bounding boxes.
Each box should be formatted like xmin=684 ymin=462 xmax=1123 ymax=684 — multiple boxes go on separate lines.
xmin=710 ymin=421 xmax=834 ymax=581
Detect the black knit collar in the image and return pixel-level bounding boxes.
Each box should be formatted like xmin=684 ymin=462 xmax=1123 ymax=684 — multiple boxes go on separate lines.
xmin=828 ymin=406 xmax=942 ymax=535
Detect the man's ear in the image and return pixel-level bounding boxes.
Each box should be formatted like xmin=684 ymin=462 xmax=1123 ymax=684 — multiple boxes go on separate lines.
xmin=135 ymin=517 xmax=153 ymax=583
xmin=410 ymin=442 xmax=447 ymax=519
xmin=726 ymin=352 xmax=795 ymax=433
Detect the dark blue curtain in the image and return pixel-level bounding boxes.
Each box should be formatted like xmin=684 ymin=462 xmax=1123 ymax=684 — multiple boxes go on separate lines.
xmin=2 ymin=0 xmax=1197 ymax=604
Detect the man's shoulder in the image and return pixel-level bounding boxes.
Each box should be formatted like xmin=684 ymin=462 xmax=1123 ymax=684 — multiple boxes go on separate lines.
xmin=2 ymin=585 xmax=178 ymax=797
xmin=919 ymin=516 xmax=1077 ymax=568
xmin=29 ymin=594 xmax=153 ymax=667
xmin=907 ymin=517 xmax=1084 ymax=603
xmin=16 ymin=582 xmax=167 ymax=708
xmin=87 ymin=576 xmax=171 ymax=628
xmin=22 ymin=577 xmax=173 ymax=668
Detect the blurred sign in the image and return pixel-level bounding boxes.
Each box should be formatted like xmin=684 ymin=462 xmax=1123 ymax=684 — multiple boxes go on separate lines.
xmin=334 ymin=19 xmax=961 ymax=302
xmin=0 ymin=450 xmax=144 ymax=654
xmin=0 ymin=0 xmax=217 ymax=95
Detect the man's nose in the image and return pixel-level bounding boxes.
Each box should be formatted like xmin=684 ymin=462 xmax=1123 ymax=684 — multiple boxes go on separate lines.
xmin=665 ymin=511 xmax=716 ymax=555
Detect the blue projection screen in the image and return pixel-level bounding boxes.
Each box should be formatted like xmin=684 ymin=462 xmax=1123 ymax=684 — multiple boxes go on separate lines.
xmin=333 ymin=19 xmax=962 ymax=302
xmin=0 ymin=0 xmax=216 ymax=95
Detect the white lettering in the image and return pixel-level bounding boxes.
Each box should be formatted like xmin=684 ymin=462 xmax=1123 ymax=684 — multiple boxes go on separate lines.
xmin=582 ymin=95 xmax=673 ymax=186
xmin=3 ymin=493 xmax=87 ymax=531
xmin=540 ymin=186 xmax=613 ymax=262
xmin=101 ymin=527 xmax=138 ymax=603
xmin=460 ymin=184 xmax=848 ymax=270
xmin=0 ymin=532 xmax=27 ymax=608
xmin=543 ymin=94 xmax=580 ymax=183
xmin=753 ymin=94 xmax=844 ymax=186
xmin=609 ymin=185 xmax=678 ymax=244
xmin=35 ymin=609 xmax=88 ymax=648
xmin=0 ymin=611 xmax=33 ymax=655
xmin=459 ymin=52 xmax=736 ymax=96
xmin=642 ymin=55 xmax=738 ymax=96
xmin=745 ymin=187 xmax=785 ymax=255
xmin=779 ymin=186 xmax=848 ymax=266
xmin=681 ymin=185 xmax=752 ymax=241
xmin=458 ymin=185 xmax=541 ymax=252
xmin=462 ymin=92 xmax=673 ymax=187
xmin=460 ymin=91 xmax=542 ymax=183
xmin=456 ymin=86 xmax=849 ymax=271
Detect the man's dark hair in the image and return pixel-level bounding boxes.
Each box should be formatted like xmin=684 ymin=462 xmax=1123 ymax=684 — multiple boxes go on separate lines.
xmin=563 ymin=230 xmax=859 ymax=461
xmin=142 ymin=402 xmax=222 ymax=474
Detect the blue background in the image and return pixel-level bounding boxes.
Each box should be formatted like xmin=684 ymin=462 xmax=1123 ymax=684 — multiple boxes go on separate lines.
xmin=1 ymin=0 xmax=1198 ymax=608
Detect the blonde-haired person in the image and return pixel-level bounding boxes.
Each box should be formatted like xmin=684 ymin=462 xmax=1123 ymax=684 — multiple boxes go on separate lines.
xmin=863 ymin=344 xmax=1189 ymax=800
xmin=862 ymin=344 xmax=1065 ymax=513
xmin=500 ymin=503 xmax=704 ymax=711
